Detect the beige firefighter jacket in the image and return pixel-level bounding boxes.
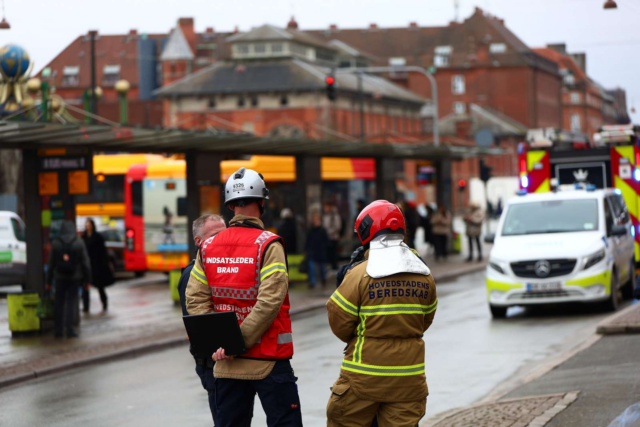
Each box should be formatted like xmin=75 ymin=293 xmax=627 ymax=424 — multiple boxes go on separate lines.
xmin=185 ymin=215 xmax=289 ymax=380
xmin=327 ymin=252 xmax=437 ymax=403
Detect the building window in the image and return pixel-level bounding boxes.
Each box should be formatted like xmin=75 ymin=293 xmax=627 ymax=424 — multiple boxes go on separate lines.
xmin=254 ymin=43 xmax=266 ymax=54
xmin=339 ymin=60 xmax=352 ymax=68
xmin=271 ymin=43 xmax=283 ymax=54
xmin=290 ymin=43 xmax=307 ymax=57
xmin=453 ymin=102 xmax=466 ymax=115
xmin=237 ymin=96 xmax=246 ymax=108
xmin=208 ymin=98 xmax=216 ymax=109
xmin=564 ymin=72 xmax=575 ymax=85
xmin=102 ymin=65 xmax=120 ymax=86
xmin=251 ymin=96 xmax=259 ymax=107
xmin=571 ymin=114 xmax=581 ymax=132
xmin=280 ymin=95 xmax=288 ymax=106
xmin=434 ymin=45 xmax=452 ymax=68
xmin=570 ymin=92 xmax=581 ymax=104
xmin=62 ymin=66 xmax=80 ymax=86
xmin=452 ymin=75 xmax=465 ymax=95
xmin=489 ymin=43 xmax=507 ymax=54
xmin=389 ymin=57 xmax=406 ymax=67
xmin=236 ymin=44 xmax=250 ymax=55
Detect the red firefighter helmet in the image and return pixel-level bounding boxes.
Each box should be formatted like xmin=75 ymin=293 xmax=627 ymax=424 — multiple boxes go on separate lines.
xmin=355 ymin=200 xmax=405 ymax=245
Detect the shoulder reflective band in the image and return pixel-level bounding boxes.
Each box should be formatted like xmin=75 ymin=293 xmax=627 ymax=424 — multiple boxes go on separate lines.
xmin=330 ymin=290 xmax=358 ymax=316
xmin=191 ymin=265 xmax=207 ymax=284
xmin=341 ymin=360 xmax=425 ymax=376
xmin=260 ymin=262 xmax=288 ymax=281
xmin=256 ymin=333 xmax=293 ymax=345
xmin=358 ymin=299 xmax=438 ymax=316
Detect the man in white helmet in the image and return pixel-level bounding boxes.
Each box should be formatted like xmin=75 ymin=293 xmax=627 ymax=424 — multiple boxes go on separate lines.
xmin=186 ymin=168 xmax=302 ymax=427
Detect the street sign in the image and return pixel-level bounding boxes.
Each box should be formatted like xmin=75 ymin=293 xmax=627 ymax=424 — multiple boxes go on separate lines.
xmin=475 ymin=128 xmax=494 ymax=148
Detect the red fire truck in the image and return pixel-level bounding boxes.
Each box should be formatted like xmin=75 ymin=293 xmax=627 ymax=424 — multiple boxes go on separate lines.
xmin=518 ymin=125 xmax=640 ymax=268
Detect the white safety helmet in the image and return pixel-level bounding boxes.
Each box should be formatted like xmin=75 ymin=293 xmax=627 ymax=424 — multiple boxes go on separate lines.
xmin=224 ymin=167 xmax=270 ymax=207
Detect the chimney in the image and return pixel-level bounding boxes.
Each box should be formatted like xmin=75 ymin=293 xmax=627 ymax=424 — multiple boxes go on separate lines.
xmin=205 ymin=27 xmax=214 ymax=33
xmin=329 ymin=24 xmax=338 ymax=30
xmin=475 ymin=6 xmax=484 ymax=14
xmin=287 ymin=16 xmax=299 ymax=30
xmin=547 ymin=43 xmax=567 ymax=55
xmin=178 ymin=17 xmax=197 ymax=52
xmin=369 ymin=23 xmax=378 ymax=29
xmin=409 ymin=22 xmax=418 ymax=28
xmin=455 ymin=118 xmax=472 ymax=138
xmin=571 ymin=52 xmax=587 ymax=74
xmin=129 ymin=29 xmax=138 ymax=36
xmin=233 ymin=25 xmax=239 ymax=34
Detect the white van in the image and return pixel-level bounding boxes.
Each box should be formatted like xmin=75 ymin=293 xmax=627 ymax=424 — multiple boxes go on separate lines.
xmin=486 ymin=187 xmax=635 ymax=318
xmin=0 ymin=211 xmax=26 ymax=287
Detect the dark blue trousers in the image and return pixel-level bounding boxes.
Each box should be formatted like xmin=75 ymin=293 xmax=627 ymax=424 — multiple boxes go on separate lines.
xmin=213 ymin=360 xmax=303 ymax=427
xmin=195 ymin=364 xmax=217 ymax=425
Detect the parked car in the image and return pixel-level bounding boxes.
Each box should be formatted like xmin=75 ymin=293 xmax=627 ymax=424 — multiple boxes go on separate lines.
xmin=485 ymin=187 xmax=635 ymax=318
xmin=0 ymin=211 xmax=26 ymax=287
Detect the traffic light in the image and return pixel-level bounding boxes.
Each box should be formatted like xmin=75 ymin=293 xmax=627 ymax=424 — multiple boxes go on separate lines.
xmin=458 ymin=179 xmax=467 ymax=192
xmin=326 ymin=75 xmax=336 ymax=101
xmin=480 ymin=159 xmax=492 ymax=183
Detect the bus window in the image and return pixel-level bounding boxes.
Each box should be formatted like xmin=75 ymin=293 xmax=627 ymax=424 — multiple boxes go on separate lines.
xmin=177 ymin=197 xmax=187 ymax=217
xmin=131 ymin=181 xmax=143 ymax=216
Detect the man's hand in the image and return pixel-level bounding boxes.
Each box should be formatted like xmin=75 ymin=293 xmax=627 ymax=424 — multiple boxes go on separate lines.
xmin=212 ymin=347 xmax=235 ymax=361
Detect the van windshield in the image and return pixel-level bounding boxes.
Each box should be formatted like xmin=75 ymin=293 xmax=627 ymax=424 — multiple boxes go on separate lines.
xmin=501 ymin=199 xmax=598 ymax=236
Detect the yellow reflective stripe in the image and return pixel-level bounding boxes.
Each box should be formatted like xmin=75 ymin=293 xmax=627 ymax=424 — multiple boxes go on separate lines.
xmin=358 ymin=299 xmax=438 ymax=316
xmin=190 ymin=268 xmax=207 ymax=284
xmin=353 ymin=315 xmax=366 ymax=363
xmin=260 ymin=267 xmax=288 ymax=281
xmin=329 ymin=294 xmax=358 ymax=316
xmin=334 ymin=291 xmax=358 ymax=311
xmin=193 ymin=265 xmax=205 ymax=276
xmin=341 ymin=360 xmax=425 ymax=376
xmin=261 ymin=262 xmax=286 ymax=273
xmin=527 ymin=151 xmax=547 ymax=172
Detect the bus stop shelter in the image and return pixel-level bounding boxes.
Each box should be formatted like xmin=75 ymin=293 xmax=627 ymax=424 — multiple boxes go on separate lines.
xmin=0 ymin=120 xmax=503 ymax=300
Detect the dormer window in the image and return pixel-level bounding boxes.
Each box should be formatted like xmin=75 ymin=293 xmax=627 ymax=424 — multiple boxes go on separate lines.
xmin=103 ymin=65 xmax=120 ymax=86
xmin=62 ymin=66 xmax=80 ymax=86
xmin=434 ymin=45 xmax=452 ymax=68
xmin=489 ymin=43 xmax=507 ymax=54
xmin=236 ymin=44 xmax=250 ymax=56
xmin=254 ymin=43 xmax=267 ymax=54
xmin=272 ymin=43 xmax=284 ymax=54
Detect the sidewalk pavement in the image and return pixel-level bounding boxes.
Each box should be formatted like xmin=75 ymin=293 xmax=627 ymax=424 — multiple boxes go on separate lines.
xmin=424 ymin=301 xmax=640 ymax=427
xmin=0 ymin=255 xmax=483 ymax=389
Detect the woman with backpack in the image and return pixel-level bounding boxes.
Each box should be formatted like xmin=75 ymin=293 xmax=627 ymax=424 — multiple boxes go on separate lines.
xmin=82 ymin=219 xmax=114 ymax=312
xmin=46 ymin=220 xmax=92 ymax=338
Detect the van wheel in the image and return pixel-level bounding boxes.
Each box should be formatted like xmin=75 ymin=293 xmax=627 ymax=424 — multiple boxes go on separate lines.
xmin=490 ymin=304 xmax=507 ymax=319
xmin=602 ymin=268 xmax=620 ymax=312
xmin=622 ymin=259 xmax=635 ymax=300
xmin=134 ymin=271 xmax=146 ymax=278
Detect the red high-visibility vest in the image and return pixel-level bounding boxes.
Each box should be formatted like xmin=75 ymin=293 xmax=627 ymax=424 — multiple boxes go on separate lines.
xmin=201 ymin=223 xmax=293 ymax=359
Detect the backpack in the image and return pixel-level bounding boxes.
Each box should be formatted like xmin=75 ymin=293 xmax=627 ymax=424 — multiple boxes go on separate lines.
xmin=55 ymin=238 xmax=78 ymax=276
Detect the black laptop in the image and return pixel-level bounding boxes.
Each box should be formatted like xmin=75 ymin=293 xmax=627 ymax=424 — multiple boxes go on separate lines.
xmin=182 ymin=312 xmax=247 ymax=358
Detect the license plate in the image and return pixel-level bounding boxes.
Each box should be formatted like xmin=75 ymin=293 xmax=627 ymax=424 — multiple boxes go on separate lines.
xmin=527 ymin=282 xmax=562 ymax=293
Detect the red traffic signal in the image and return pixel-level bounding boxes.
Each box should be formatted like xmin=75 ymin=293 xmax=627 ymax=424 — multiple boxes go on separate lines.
xmin=458 ymin=179 xmax=467 ymax=192
xmin=326 ymin=75 xmax=336 ymax=101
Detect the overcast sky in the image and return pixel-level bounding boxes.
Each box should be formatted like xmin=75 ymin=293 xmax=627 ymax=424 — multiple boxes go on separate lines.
xmin=2 ymin=0 xmax=639 ymax=123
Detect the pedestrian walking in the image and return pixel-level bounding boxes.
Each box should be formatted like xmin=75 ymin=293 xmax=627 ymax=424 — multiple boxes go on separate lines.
xmin=306 ymin=212 xmax=329 ymax=287
xmin=403 ymin=200 xmax=419 ymax=249
xmin=81 ymin=219 xmax=114 ymax=312
xmin=277 ymin=208 xmax=297 ymax=254
xmin=430 ymin=205 xmax=451 ymax=261
xmin=327 ymin=200 xmax=438 ymax=427
xmin=46 ymin=220 xmax=91 ymax=338
xmin=178 ymin=214 xmax=226 ymax=425
xmin=421 ymin=203 xmax=436 ymax=255
xmin=464 ymin=202 xmax=485 ymax=262
xmin=323 ymin=202 xmax=342 ymax=271
xmin=186 ymin=168 xmax=302 ymax=427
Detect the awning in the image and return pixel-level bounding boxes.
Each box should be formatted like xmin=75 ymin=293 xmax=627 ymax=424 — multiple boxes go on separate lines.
xmin=0 ymin=121 xmax=503 ymax=160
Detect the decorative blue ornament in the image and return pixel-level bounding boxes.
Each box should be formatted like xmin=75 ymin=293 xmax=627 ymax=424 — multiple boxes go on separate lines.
xmin=0 ymin=44 xmax=30 ymax=79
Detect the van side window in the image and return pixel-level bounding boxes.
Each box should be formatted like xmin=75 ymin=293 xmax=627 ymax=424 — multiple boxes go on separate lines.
xmin=604 ymin=198 xmax=614 ymax=236
xmin=10 ymin=218 xmax=25 ymax=242
xmin=614 ymin=194 xmax=630 ymax=223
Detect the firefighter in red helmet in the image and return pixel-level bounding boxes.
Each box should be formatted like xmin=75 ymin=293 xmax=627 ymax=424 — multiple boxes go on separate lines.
xmin=326 ymin=200 xmax=438 ymax=427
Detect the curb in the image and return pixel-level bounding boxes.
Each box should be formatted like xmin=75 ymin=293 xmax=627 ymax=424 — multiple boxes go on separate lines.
xmin=0 ymin=301 xmax=328 ymax=390
xmin=596 ymin=301 xmax=640 ymax=335
xmin=433 ymin=262 xmax=487 ymax=283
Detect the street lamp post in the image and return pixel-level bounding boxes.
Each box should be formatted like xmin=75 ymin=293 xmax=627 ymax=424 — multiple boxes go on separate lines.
xmin=337 ymin=66 xmax=440 ymax=146
xmin=115 ymin=79 xmax=130 ymax=125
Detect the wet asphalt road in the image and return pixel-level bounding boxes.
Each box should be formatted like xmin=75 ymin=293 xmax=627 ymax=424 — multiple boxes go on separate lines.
xmin=0 ymin=271 xmax=619 ymax=427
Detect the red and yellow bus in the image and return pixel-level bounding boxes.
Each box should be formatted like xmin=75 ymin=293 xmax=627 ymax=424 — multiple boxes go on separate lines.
xmin=124 ymin=155 xmax=375 ymax=272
